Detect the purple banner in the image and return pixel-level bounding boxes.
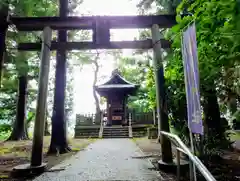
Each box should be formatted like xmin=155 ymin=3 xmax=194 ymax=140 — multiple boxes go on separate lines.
xmin=181 ymin=23 xmax=203 ymax=135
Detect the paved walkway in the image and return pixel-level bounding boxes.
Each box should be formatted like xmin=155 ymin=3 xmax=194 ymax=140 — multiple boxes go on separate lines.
xmin=34 ymin=139 xmax=162 ymax=181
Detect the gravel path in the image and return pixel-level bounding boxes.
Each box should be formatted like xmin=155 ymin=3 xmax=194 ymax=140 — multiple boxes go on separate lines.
xmin=34 ymin=139 xmax=162 ymax=181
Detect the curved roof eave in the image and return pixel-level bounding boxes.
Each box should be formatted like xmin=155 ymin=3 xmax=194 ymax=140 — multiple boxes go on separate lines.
xmin=98 ymin=73 xmax=138 ymax=86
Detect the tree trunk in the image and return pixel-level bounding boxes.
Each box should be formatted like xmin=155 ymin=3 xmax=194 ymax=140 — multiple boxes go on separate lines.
xmin=152 ymin=107 xmax=156 ymax=125
xmin=25 ymin=122 xmax=29 ymax=139
xmin=44 ymin=119 xmax=50 ymax=136
xmin=167 ymin=0 xmax=176 ymax=14
xmin=44 ymin=110 xmax=50 ymax=136
xmin=25 ymin=113 xmax=35 ymax=139
xmin=93 ymin=88 xmax=101 ymax=113
xmin=0 ymin=6 xmax=8 ymax=86
xmin=7 ymin=76 xmax=28 ymax=141
xmin=48 ymin=0 xmax=71 ymax=154
xmin=202 ymin=84 xmax=224 ymax=139
xmin=227 ymin=90 xmax=237 ymax=116
xmin=92 ymin=58 xmax=101 ymax=124
xmin=92 ymin=60 xmax=101 ymax=114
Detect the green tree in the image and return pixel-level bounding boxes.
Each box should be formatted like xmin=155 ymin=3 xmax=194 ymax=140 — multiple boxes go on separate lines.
xmin=0 ymin=0 xmax=58 ymax=140
xmin=118 ymin=56 xmax=151 ymax=112
xmin=138 ymin=0 xmax=240 ymax=149
xmin=137 ymin=0 xmax=181 ymax=14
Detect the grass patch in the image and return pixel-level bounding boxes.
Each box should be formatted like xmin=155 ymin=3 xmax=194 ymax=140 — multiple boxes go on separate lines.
xmin=132 ymin=137 xmax=147 ymax=142
xmin=0 ymin=136 xmax=96 ymax=178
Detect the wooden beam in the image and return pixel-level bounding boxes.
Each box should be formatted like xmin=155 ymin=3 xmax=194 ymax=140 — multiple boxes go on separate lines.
xmin=9 ymin=15 xmax=176 ymax=31
xmin=18 ymin=39 xmax=171 ymax=51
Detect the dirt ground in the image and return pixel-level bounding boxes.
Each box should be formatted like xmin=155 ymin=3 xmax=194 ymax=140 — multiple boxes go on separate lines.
xmin=0 ymin=137 xmax=95 ymax=179
xmin=134 ymin=137 xmax=240 ymax=181
xmin=133 ymin=137 xmax=179 ymax=181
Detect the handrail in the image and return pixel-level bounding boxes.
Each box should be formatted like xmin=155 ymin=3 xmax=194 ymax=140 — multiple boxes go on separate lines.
xmin=160 ymin=131 xmax=217 ymax=181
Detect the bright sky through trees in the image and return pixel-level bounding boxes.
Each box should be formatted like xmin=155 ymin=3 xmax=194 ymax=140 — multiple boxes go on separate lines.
xmin=73 ymin=0 xmax=140 ymax=114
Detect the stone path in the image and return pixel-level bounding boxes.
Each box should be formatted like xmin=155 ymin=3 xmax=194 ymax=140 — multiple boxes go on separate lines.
xmin=34 ymin=139 xmax=162 ymax=181
xmin=232 ymin=130 xmax=240 ymax=151
xmin=234 ymin=140 xmax=240 ymax=150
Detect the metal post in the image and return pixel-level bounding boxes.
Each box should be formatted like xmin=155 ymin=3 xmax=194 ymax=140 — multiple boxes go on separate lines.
xmin=181 ymin=36 xmax=197 ymax=181
xmin=31 ymin=27 xmax=52 ymax=166
xmin=151 ymin=24 xmax=173 ymax=163
xmin=176 ymin=148 xmax=181 ymax=181
xmin=189 ymin=137 xmax=197 ymax=181
xmin=189 ymin=159 xmax=194 ymax=181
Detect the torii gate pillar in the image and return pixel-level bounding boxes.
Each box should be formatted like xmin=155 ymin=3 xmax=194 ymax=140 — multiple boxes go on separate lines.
xmin=151 ymin=24 xmax=173 ymax=164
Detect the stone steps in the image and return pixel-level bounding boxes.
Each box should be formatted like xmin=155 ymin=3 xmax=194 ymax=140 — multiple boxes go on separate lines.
xmin=74 ymin=127 xmax=100 ymax=138
xmin=102 ymin=127 xmax=129 ymax=138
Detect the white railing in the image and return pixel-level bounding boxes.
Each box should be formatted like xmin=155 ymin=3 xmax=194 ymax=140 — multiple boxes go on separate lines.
xmin=161 ymin=131 xmax=216 ymax=181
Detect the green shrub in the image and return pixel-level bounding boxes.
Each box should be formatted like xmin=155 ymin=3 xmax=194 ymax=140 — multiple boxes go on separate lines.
xmin=0 ymin=124 xmax=12 ymax=141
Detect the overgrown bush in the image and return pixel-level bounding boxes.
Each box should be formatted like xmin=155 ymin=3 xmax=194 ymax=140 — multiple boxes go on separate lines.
xmin=0 ymin=124 xmax=12 ymax=140
xmin=201 ymin=118 xmax=233 ymax=161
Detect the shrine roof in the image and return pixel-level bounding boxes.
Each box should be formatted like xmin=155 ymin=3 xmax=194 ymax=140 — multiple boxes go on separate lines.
xmin=96 ymin=84 xmax=136 ymax=89
xmin=94 ymin=69 xmax=139 ymax=92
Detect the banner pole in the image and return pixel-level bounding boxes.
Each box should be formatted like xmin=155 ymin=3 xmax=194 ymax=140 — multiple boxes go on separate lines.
xmin=181 ymin=29 xmax=197 ymax=181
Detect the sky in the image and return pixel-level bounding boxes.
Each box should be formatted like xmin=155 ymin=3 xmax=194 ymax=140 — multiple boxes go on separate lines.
xmin=73 ymin=0 xmax=141 ymax=114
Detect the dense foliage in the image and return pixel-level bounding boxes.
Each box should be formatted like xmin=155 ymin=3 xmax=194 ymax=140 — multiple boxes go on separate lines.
xmin=120 ymin=0 xmax=240 ymax=150
xmin=0 ymin=0 xmax=75 ymax=140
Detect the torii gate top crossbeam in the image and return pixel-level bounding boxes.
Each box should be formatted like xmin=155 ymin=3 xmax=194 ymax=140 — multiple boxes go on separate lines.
xmin=0 ymin=14 xmax=176 ymax=51
xmin=8 ymin=15 xmax=176 ymax=31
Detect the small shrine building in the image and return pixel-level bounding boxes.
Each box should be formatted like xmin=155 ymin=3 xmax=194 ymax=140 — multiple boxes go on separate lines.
xmin=94 ymin=69 xmax=139 ymax=126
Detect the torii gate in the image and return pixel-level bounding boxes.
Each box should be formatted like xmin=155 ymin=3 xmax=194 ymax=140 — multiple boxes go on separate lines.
xmin=0 ymin=0 xmax=176 ymax=174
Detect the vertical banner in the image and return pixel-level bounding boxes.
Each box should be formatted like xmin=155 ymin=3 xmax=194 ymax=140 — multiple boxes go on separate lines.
xmin=182 ymin=23 xmax=203 ymax=135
